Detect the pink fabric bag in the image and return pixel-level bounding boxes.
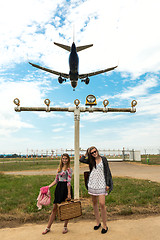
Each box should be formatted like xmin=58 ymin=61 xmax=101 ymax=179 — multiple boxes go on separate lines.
xmin=40 ymin=186 xmax=50 ymax=194
xmin=37 ymin=186 xmax=51 ymax=210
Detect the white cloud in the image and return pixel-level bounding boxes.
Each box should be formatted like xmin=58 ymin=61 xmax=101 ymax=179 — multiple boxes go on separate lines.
xmin=82 ymin=74 xmax=160 ymax=122
xmin=81 ymin=112 xmax=126 ymax=122
xmin=68 ymin=0 xmax=160 ymax=76
xmin=0 ymin=0 xmax=64 ymax=67
xmin=51 ymin=136 xmax=64 ymax=139
xmin=1 ymin=0 xmax=160 ymax=76
xmin=52 ymin=128 xmax=64 ymax=132
xmin=34 ymin=112 xmax=63 ymax=119
xmin=0 ymin=80 xmax=45 ymax=136
xmin=97 ymin=73 xmax=159 ymax=101
xmin=0 ymin=116 xmax=33 ymax=137
xmin=115 ymin=75 xmax=159 ymax=99
xmin=93 ymin=120 xmax=160 ymax=151
xmin=53 ymin=123 xmax=67 ymax=127
xmin=137 ymin=93 xmax=160 ymax=116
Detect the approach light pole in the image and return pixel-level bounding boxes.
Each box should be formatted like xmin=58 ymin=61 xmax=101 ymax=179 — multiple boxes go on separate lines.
xmin=13 ymin=95 xmax=137 ymax=199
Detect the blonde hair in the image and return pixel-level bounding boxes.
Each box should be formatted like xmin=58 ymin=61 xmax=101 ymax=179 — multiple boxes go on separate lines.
xmin=58 ymin=153 xmax=71 ymax=172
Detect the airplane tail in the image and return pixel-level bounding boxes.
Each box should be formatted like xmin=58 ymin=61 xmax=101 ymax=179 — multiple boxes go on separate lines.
xmin=76 ymin=44 xmax=93 ymax=52
xmin=54 ymin=42 xmax=93 ymax=52
xmin=54 ymin=42 xmax=71 ymax=52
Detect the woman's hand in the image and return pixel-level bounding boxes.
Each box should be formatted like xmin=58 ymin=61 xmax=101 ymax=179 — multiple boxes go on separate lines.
xmin=85 ymin=148 xmax=89 ymax=157
xmin=106 ymin=186 xmax=110 ymax=191
xmin=67 ymin=193 xmax=71 ymax=200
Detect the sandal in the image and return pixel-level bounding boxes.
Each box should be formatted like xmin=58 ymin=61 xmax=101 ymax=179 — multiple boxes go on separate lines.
xmin=94 ymin=223 xmax=101 ymax=230
xmin=42 ymin=227 xmax=50 ymax=235
xmin=101 ymin=227 xmax=108 ymax=234
xmin=62 ymin=227 xmax=68 ymax=234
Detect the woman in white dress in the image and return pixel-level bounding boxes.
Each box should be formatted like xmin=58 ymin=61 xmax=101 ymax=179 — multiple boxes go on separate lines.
xmin=80 ymin=146 xmax=113 ymax=234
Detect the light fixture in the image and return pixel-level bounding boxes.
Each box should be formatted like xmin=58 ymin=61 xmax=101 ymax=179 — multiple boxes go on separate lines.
xmin=103 ymin=99 xmax=109 ymax=107
xmin=85 ymin=94 xmax=97 ymax=106
xmin=44 ymin=99 xmax=51 ymax=106
xmin=74 ymin=99 xmax=80 ymax=106
xmin=131 ymin=100 xmax=137 ymax=107
xmin=13 ymin=98 xmax=20 ymax=106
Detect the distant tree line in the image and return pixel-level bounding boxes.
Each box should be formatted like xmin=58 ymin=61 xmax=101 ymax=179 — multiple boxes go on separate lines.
xmin=0 ymin=154 xmax=21 ymax=158
xmin=0 ymin=154 xmax=53 ymax=158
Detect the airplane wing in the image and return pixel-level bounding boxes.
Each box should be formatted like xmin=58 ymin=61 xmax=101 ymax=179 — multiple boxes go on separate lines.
xmin=29 ymin=62 xmax=69 ymax=79
xmin=79 ymin=65 xmax=118 ymax=79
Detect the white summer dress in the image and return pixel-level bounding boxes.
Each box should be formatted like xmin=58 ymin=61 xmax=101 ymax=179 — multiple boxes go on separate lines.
xmin=88 ymin=160 xmax=108 ymax=196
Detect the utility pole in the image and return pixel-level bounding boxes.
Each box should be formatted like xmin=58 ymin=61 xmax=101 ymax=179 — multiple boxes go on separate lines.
xmin=13 ymin=95 xmax=137 ymax=199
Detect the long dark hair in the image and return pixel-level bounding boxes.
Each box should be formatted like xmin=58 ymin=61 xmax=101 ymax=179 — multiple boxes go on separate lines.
xmin=87 ymin=146 xmax=100 ymax=172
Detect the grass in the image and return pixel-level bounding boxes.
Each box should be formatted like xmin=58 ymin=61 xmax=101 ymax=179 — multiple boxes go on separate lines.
xmin=105 ymin=177 xmax=160 ymax=206
xmin=141 ymin=154 xmax=160 ymax=165
xmin=0 ymin=173 xmax=160 ymax=217
xmin=0 ymin=159 xmax=74 ymax=171
xmin=0 ymin=157 xmax=62 ymax=162
xmin=0 ymin=174 xmax=51 ymax=213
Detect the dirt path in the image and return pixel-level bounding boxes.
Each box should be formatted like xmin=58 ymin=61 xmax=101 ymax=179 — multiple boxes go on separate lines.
xmin=1 ymin=216 xmax=160 ymax=240
xmin=1 ymin=162 xmax=160 ymax=240
xmin=4 ymin=162 xmax=160 ymax=183
xmin=110 ymin=162 xmax=160 ymax=182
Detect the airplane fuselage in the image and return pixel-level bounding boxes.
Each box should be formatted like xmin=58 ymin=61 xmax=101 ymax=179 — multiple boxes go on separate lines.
xmin=69 ymin=43 xmax=79 ymax=88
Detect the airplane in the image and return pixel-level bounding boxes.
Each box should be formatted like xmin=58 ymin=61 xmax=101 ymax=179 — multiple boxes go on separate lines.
xmin=29 ymin=42 xmax=118 ymax=90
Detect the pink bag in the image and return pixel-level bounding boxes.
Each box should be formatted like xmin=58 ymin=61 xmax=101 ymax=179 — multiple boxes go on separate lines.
xmin=40 ymin=186 xmax=50 ymax=194
xmin=37 ymin=186 xmax=51 ymax=210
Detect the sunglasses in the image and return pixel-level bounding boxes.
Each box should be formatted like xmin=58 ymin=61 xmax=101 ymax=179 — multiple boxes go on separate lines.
xmin=91 ymin=150 xmax=97 ymax=155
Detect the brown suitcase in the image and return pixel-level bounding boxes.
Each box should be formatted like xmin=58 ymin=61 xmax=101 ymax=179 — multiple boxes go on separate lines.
xmin=58 ymin=200 xmax=82 ymax=221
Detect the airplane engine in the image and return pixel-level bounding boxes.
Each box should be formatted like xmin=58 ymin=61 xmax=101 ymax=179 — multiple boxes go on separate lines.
xmin=85 ymin=77 xmax=90 ymax=85
xmin=58 ymin=76 xmax=63 ymax=84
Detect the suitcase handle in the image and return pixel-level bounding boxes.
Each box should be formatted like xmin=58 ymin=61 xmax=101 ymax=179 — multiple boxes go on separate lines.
xmin=66 ymin=198 xmax=74 ymax=202
xmin=65 ymin=198 xmax=78 ymax=203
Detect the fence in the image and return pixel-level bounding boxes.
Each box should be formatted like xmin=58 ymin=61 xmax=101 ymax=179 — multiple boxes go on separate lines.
xmin=69 ymin=149 xmax=141 ymax=162
xmin=1 ymin=148 xmax=141 ymax=161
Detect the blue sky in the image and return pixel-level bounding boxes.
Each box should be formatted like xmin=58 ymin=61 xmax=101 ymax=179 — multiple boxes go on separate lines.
xmin=0 ymin=0 xmax=160 ymax=155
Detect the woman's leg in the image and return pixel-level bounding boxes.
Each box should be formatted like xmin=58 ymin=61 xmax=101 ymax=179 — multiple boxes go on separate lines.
xmin=92 ymin=195 xmax=101 ymax=225
xmin=62 ymin=220 xmax=69 ymax=234
xmin=99 ymin=195 xmax=107 ymax=229
xmin=64 ymin=220 xmax=69 ymax=228
xmin=47 ymin=204 xmax=57 ymax=229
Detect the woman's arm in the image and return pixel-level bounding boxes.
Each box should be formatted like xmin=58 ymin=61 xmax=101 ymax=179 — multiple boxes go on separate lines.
xmin=67 ymin=185 xmax=71 ymax=199
xmin=67 ymin=168 xmax=72 ymax=199
xmin=48 ymin=179 xmax=57 ymax=188
xmin=102 ymin=157 xmax=113 ymax=193
xmin=49 ymin=172 xmax=59 ymax=188
xmin=79 ymin=155 xmax=90 ymax=164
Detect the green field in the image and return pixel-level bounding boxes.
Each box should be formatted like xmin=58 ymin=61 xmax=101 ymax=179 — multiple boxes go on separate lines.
xmin=0 ymin=159 xmax=75 ymax=171
xmin=141 ymin=154 xmax=160 ymax=165
xmin=0 ymin=173 xmax=160 ymax=225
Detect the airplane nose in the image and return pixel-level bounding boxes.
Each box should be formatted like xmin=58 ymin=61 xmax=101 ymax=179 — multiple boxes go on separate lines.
xmin=71 ymin=81 xmax=78 ymax=89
